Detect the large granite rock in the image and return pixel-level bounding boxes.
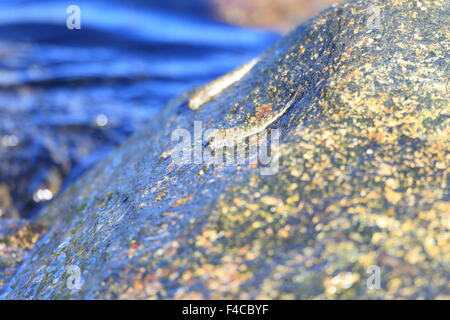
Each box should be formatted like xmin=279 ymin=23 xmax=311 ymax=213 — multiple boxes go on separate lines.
xmin=2 ymin=0 xmax=449 ymax=299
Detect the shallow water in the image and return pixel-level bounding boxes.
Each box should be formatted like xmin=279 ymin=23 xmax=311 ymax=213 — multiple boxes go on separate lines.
xmin=0 ymin=0 xmax=278 ymax=218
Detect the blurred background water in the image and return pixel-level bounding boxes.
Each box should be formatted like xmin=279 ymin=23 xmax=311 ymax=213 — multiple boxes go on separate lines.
xmin=0 ymin=0 xmax=339 ymax=219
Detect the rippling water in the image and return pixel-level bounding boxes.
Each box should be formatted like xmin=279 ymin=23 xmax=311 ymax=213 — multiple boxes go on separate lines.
xmin=0 ymin=0 xmax=278 ymax=218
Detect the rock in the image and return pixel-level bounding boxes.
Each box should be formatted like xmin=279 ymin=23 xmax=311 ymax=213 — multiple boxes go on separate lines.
xmin=209 ymin=0 xmax=342 ymax=32
xmin=2 ymin=0 xmax=449 ymax=299
xmin=0 ymin=184 xmax=19 ymax=219
xmin=0 ymin=219 xmax=47 ymax=293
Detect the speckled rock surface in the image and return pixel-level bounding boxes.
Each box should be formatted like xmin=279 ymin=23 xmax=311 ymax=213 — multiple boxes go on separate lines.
xmin=0 ymin=219 xmax=47 ymax=292
xmin=1 ymin=0 xmax=449 ymax=299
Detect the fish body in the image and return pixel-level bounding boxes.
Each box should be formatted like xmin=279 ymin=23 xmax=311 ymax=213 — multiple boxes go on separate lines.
xmin=188 ymin=58 xmax=260 ymax=110
xmin=207 ymin=85 xmax=302 ymax=150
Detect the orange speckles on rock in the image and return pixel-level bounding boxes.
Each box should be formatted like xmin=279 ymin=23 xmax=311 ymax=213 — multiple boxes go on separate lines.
xmin=255 ymin=103 xmax=273 ymax=119
xmin=171 ymin=196 xmax=193 ymax=208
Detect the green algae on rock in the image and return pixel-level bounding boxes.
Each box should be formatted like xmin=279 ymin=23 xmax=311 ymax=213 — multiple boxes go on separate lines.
xmin=1 ymin=0 xmax=449 ymax=299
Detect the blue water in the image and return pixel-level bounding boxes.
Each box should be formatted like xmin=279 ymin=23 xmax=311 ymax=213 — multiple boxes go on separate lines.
xmin=0 ymin=0 xmax=278 ymax=217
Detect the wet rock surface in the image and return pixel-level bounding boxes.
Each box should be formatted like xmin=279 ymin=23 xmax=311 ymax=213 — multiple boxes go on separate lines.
xmin=0 ymin=219 xmax=47 ymax=292
xmin=1 ymin=0 xmax=449 ymax=299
